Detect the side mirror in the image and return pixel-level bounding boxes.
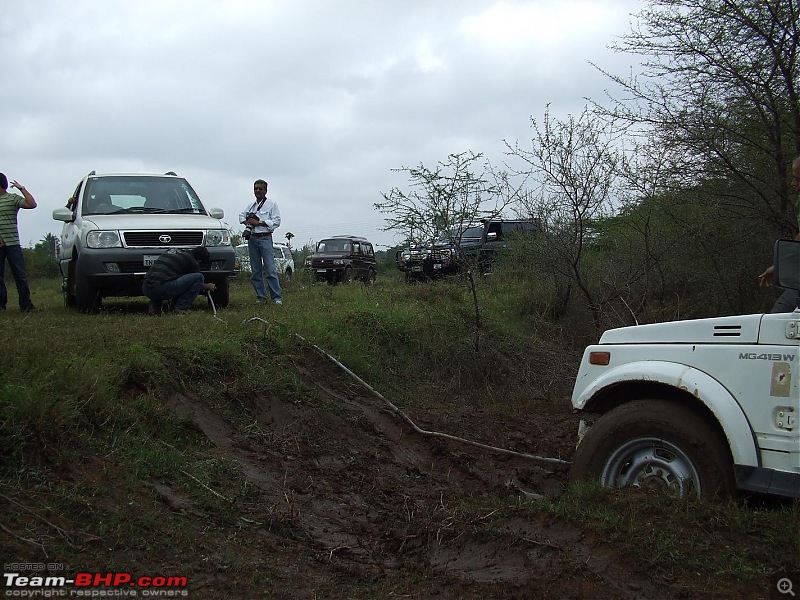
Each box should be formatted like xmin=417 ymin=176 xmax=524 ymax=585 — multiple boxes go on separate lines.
xmin=486 ymin=231 xmax=498 ymax=241
xmin=52 ymin=207 xmax=74 ymax=222
xmin=208 ymin=207 xmax=224 ymax=219
xmin=774 ymin=238 xmax=800 ymax=290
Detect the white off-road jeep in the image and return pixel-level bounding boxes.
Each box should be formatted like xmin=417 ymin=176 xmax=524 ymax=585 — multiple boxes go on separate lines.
xmin=53 ymin=172 xmax=235 ymax=312
xmin=570 ymin=239 xmax=800 ymax=499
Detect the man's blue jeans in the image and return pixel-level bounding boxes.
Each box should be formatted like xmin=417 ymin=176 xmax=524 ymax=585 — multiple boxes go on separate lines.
xmin=142 ymin=273 xmax=204 ymax=310
xmin=0 ymin=244 xmax=34 ymax=311
xmin=248 ymin=235 xmax=282 ymax=302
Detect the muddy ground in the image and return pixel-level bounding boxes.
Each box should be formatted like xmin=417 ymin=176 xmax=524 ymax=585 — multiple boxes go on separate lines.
xmin=155 ymin=347 xmax=769 ymax=599
xmin=4 ymin=346 xmax=772 ymax=599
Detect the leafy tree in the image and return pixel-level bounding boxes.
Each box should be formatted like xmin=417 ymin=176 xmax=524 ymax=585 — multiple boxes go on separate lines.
xmin=375 ymin=151 xmax=509 ymax=247
xmin=596 ymin=0 xmax=800 ymax=236
xmin=376 ymin=151 xmax=513 ymax=352
xmin=23 ymin=234 xmax=61 ymax=278
xmin=504 ymin=106 xmax=623 ymax=327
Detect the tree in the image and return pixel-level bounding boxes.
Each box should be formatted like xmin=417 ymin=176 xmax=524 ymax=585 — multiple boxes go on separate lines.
xmin=595 ymin=0 xmax=800 ymax=236
xmin=375 ymin=151 xmax=509 ymax=247
xmin=504 ymin=106 xmax=623 ymax=327
xmin=376 ymin=151 xmax=512 ymax=353
xmin=285 ymin=231 xmax=294 ymax=248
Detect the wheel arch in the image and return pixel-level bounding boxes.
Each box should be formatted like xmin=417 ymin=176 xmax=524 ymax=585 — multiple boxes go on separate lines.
xmin=576 ymin=361 xmax=759 ymax=468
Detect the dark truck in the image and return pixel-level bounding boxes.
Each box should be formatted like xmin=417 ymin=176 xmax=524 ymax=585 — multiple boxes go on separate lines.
xmin=395 ymin=219 xmax=538 ymax=282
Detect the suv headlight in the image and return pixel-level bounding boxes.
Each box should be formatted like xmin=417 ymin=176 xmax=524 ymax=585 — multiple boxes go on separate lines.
xmin=86 ymin=231 xmax=122 ymax=248
xmin=205 ymin=229 xmax=231 ymax=246
xmin=333 ymin=259 xmax=345 ymax=265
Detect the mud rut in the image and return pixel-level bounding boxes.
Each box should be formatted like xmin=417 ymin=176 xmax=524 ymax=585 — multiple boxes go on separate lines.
xmin=163 ymin=349 xmax=673 ymax=599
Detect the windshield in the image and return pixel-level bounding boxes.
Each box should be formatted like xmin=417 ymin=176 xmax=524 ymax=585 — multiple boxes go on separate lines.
xmin=317 ymin=239 xmax=352 ymax=252
xmin=82 ymin=176 xmax=206 ymax=216
xmin=436 ymin=225 xmax=484 ymax=244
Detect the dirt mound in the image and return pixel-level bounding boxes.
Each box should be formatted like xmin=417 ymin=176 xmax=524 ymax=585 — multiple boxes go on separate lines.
xmin=158 ymin=348 xmax=678 ymax=599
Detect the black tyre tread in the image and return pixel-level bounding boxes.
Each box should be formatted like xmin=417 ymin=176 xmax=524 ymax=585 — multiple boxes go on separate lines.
xmin=570 ymin=399 xmax=735 ymax=498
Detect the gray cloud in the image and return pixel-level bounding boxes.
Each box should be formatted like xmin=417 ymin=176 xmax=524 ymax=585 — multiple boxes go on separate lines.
xmin=5 ymin=0 xmax=641 ymax=249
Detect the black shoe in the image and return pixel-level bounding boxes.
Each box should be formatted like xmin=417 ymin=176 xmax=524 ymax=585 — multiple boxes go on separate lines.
xmin=21 ymin=305 xmax=36 ymax=312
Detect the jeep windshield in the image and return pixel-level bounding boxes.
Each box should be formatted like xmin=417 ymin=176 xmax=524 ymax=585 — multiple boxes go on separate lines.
xmin=316 ymin=239 xmax=352 ymax=252
xmin=435 ymin=225 xmax=484 ymax=245
xmin=82 ymin=175 xmax=207 ymax=216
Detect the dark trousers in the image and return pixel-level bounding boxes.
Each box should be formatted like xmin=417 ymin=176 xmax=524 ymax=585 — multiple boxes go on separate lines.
xmin=142 ymin=273 xmax=204 ymax=310
xmin=0 ymin=244 xmax=34 ymax=311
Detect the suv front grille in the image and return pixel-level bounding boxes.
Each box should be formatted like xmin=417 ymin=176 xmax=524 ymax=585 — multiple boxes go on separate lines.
xmin=313 ymin=259 xmax=340 ymax=268
xmin=123 ymin=231 xmax=204 ymax=247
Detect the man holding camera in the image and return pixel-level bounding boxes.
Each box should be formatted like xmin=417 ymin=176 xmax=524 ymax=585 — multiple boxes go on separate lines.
xmin=239 ymin=179 xmax=282 ymax=305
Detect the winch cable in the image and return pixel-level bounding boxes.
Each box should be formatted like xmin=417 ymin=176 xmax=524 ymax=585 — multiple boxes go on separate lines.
xmin=294 ymin=332 xmax=570 ymax=469
xmin=206 ymin=290 xmax=227 ymax=324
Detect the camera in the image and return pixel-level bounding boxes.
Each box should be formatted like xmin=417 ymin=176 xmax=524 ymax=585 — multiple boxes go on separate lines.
xmin=242 ymin=213 xmax=259 ymax=240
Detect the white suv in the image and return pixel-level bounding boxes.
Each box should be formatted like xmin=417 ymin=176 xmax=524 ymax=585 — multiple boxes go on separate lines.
xmin=235 ymin=242 xmax=295 ymax=278
xmin=272 ymin=242 xmax=296 ymax=278
xmin=53 ymin=172 xmax=235 ymax=312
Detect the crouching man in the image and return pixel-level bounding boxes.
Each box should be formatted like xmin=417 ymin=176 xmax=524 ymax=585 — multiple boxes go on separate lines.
xmin=142 ymin=247 xmax=216 ymax=316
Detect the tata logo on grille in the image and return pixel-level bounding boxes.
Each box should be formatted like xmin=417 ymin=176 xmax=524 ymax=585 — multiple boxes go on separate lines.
xmin=159 ymin=234 xmax=172 ymax=243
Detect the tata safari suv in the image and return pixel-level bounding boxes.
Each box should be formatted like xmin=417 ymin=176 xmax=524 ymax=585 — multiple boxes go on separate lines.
xmin=569 ymin=238 xmax=800 ymax=500
xmin=52 ymin=172 xmax=235 ymax=312
xmin=310 ymin=235 xmax=376 ymax=284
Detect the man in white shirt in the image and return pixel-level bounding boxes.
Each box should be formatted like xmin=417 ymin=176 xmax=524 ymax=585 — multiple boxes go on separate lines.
xmin=239 ymin=179 xmax=282 ymax=304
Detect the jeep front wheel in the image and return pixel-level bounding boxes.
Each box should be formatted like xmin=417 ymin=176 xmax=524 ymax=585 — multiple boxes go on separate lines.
xmin=570 ymin=400 xmax=735 ymax=499
xmin=341 ymin=266 xmax=353 ymax=284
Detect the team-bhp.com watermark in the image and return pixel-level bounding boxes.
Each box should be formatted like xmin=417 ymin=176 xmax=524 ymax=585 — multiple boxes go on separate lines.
xmin=3 ymin=567 xmax=188 ymax=598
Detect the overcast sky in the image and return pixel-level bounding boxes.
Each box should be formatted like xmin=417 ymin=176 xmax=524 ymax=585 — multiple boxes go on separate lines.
xmin=5 ymin=0 xmax=641 ymax=250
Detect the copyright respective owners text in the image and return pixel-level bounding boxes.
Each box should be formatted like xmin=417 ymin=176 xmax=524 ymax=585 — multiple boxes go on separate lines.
xmin=773 ymin=573 xmax=800 ymax=599
xmin=3 ymin=564 xmax=189 ymax=597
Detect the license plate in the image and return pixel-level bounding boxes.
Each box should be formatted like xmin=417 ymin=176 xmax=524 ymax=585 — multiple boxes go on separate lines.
xmin=316 ymin=268 xmax=327 ymax=273
xmin=412 ymin=266 xmax=423 ymax=272
xmin=144 ymin=255 xmax=161 ymax=266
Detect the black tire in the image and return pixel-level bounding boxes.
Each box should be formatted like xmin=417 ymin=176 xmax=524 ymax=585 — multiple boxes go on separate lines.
xmin=341 ymin=266 xmax=353 ymax=284
xmin=75 ymin=271 xmax=101 ymax=313
xmin=570 ymin=400 xmax=735 ymax=499
xmin=210 ymin=278 xmax=230 ymax=309
xmin=363 ymin=269 xmax=376 ymax=284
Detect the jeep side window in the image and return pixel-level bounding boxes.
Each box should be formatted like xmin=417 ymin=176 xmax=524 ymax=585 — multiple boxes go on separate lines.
xmin=353 ymin=242 xmax=361 ymax=255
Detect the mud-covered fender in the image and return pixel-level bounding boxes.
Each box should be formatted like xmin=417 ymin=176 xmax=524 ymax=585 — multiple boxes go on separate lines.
xmin=573 ymin=360 xmax=759 ymax=468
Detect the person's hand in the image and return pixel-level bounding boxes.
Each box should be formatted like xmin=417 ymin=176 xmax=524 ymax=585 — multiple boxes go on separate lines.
xmin=758 ymin=265 xmax=775 ymax=287
xmin=202 ymin=283 xmax=217 ymax=292
xmin=10 ymin=180 xmax=26 ymax=192
xmin=246 ymin=217 xmax=260 ymax=226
